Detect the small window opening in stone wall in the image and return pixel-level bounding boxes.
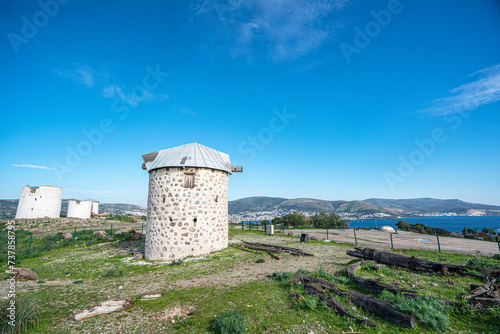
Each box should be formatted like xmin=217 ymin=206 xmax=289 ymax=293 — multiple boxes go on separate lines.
xmin=193 ymin=218 xmax=197 ymax=223
xmin=214 ymin=195 xmax=218 ymax=202
xmin=183 ymin=173 xmax=195 ymax=188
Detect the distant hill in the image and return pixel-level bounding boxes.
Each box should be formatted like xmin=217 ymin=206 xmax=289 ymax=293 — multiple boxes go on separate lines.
xmin=229 ymin=196 xmax=500 ymax=216
xmin=0 ymin=199 xmax=146 ymax=220
xmin=229 ymin=197 xmax=397 ymax=216
xmin=363 ymin=198 xmax=500 ymax=214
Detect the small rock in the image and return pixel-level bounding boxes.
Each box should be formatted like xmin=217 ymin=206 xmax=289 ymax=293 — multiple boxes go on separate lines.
xmin=152 ymin=261 xmax=159 ymax=267
xmin=431 ymin=283 xmax=438 ymax=287
xmin=10 ymin=267 xmax=38 ymax=281
xmin=448 ymin=279 xmax=455 ymax=285
xmin=61 ymin=232 xmax=72 ymax=240
xmin=118 ymin=286 xmax=123 ymax=290
xmin=133 ymin=253 xmax=143 ymax=260
xmin=31 ymin=229 xmax=42 ymax=234
xmin=93 ymin=230 xmax=107 ymax=237
xmin=374 ymin=264 xmax=385 ymax=270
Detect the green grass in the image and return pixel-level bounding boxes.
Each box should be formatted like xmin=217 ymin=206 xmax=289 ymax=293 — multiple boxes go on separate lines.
xmin=0 ymin=296 xmax=39 ymax=334
xmin=4 ymin=229 xmax=500 ymax=333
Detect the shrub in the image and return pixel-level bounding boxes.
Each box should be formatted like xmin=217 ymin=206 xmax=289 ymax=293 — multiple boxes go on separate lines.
xmin=210 ymin=309 xmax=246 ymax=334
xmin=493 ymin=254 xmax=500 ymax=261
xmin=0 ymin=296 xmax=39 ymax=333
xmin=255 ymin=258 xmax=265 ymax=263
xmin=379 ymin=290 xmax=450 ymax=332
xmin=102 ymin=269 xmax=125 ymax=278
xmin=73 ymin=279 xmax=84 ymax=284
xmin=294 ymin=295 xmax=319 ymax=311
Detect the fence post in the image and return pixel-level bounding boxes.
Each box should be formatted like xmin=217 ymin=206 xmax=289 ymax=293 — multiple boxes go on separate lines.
xmin=73 ymin=226 xmax=76 ymax=247
xmin=326 ymin=229 xmax=329 ymax=240
xmin=496 ymin=236 xmax=500 ymax=253
xmin=390 ymin=233 xmax=394 ymax=249
xmin=241 ymin=221 xmax=244 ymax=230
xmin=437 ymin=234 xmax=441 ymax=252
xmin=141 ymin=222 xmax=144 ymax=234
xmin=354 ymin=229 xmax=358 ymax=246
xmin=28 ymin=233 xmax=33 ymax=256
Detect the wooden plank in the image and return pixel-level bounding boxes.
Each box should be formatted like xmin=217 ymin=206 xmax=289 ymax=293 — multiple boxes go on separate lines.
xmin=73 ymin=298 xmax=134 ymax=321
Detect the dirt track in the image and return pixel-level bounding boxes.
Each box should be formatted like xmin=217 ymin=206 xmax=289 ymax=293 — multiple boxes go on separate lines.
xmin=291 ymin=228 xmax=500 ymax=255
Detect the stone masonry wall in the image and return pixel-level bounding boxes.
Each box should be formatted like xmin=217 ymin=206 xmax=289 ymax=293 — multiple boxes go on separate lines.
xmin=145 ymin=167 xmax=228 ymax=260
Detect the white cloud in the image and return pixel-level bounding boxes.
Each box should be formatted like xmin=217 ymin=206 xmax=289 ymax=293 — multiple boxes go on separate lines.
xmin=419 ymin=63 xmax=500 ymax=116
xmin=102 ymin=84 xmax=155 ymax=106
xmin=11 ymin=163 xmax=55 ymax=170
xmin=54 ymin=63 xmax=105 ymax=88
xmin=189 ymin=0 xmax=348 ymax=62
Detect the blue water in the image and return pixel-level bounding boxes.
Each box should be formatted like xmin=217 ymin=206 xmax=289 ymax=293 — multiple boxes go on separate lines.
xmin=349 ymin=216 xmax=500 ymax=233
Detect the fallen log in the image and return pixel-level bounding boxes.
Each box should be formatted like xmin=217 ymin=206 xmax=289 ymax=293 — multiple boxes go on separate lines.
xmin=346 ymin=248 xmax=499 ymax=278
xmin=347 ymin=260 xmax=417 ymax=296
xmin=468 ymin=297 xmax=500 ymax=308
xmin=292 ymin=274 xmax=417 ymax=328
xmin=73 ymin=298 xmax=134 ymax=321
xmin=230 ymin=244 xmax=263 ymax=254
xmin=303 ymin=283 xmax=377 ymax=327
xmin=242 ymin=241 xmax=314 ymax=256
xmin=462 ymin=280 xmax=496 ymax=299
xmin=267 ymin=250 xmax=280 ymax=260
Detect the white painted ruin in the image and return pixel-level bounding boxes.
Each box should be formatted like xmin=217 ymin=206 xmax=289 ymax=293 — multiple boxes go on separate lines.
xmin=15 ymin=185 xmax=63 ymax=219
xmin=142 ymin=142 xmax=242 ymax=261
xmin=67 ymin=199 xmax=93 ymax=219
xmin=91 ymin=201 xmax=99 ymax=215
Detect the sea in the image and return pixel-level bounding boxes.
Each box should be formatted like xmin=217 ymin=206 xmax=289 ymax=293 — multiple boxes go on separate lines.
xmin=349 ymin=215 xmax=500 ymax=233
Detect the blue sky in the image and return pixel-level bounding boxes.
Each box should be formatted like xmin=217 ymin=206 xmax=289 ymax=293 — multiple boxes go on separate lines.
xmin=1 ymin=0 xmax=500 ymax=207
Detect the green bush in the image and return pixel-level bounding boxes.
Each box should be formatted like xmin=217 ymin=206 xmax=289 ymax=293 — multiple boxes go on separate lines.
xmin=493 ymin=254 xmax=500 ymax=261
xmin=294 ymin=295 xmax=319 ymax=311
xmin=210 ymin=309 xmax=246 ymax=334
xmin=380 ymin=290 xmax=450 ymax=332
xmin=102 ymin=269 xmax=125 ymax=278
xmin=73 ymin=279 xmax=84 ymax=284
xmin=255 ymin=258 xmax=265 ymax=263
xmin=0 ymin=296 xmax=39 ymax=333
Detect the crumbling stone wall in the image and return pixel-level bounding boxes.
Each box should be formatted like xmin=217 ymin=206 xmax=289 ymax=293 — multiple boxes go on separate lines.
xmin=145 ymin=167 xmax=228 ymax=260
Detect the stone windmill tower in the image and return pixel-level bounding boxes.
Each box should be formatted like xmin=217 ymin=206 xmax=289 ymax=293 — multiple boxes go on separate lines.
xmin=15 ymin=185 xmax=63 ymax=219
xmin=141 ymin=143 xmax=242 ymax=261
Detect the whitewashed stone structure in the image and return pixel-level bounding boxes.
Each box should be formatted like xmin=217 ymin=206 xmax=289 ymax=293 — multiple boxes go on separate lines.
xmin=91 ymin=201 xmax=99 ymax=216
xmin=67 ymin=199 xmax=93 ymax=219
xmin=15 ymin=185 xmax=62 ymax=219
xmin=142 ymin=143 xmax=242 ymax=261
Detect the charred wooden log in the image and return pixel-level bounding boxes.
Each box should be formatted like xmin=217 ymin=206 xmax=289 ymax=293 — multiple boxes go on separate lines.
xmin=346 ymin=248 xmax=499 ymax=278
xmin=267 ymin=250 xmax=280 ymax=260
xmin=468 ymin=297 xmax=500 ymax=307
xmin=302 ymin=283 xmax=377 ymax=327
xmin=242 ymin=242 xmax=314 ymax=256
xmin=462 ymin=280 xmax=496 ymax=299
xmin=347 ymin=260 xmax=417 ymax=296
xmin=292 ymin=274 xmax=417 ymax=328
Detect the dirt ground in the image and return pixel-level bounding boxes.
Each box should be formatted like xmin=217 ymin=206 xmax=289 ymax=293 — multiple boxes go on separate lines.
xmin=291 ymin=228 xmax=500 ymax=256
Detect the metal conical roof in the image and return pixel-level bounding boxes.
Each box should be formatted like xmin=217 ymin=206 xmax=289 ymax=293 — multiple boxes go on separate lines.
xmin=142 ymin=142 xmax=232 ymax=173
